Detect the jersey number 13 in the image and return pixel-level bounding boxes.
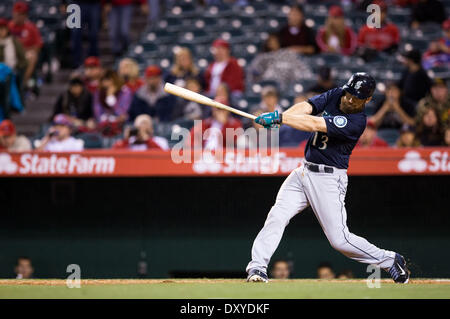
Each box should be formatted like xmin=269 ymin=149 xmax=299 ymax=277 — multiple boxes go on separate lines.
xmin=312 ymin=132 xmax=328 ymax=150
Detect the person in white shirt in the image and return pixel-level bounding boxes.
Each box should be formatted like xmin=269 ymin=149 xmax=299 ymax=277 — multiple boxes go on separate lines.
xmin=35 ymin=114 xmax=84 ymax=152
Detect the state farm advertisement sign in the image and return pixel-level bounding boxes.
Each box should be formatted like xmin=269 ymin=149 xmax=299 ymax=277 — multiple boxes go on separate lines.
xmin=0 ymin=153 xmax=116 ymax=175
xmin=0 ymin=148 xmax=449 ymax=177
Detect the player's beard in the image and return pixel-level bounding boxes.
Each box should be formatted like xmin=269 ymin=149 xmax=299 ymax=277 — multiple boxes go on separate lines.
xmin=340 ymin=102 xmax=364 ymax=114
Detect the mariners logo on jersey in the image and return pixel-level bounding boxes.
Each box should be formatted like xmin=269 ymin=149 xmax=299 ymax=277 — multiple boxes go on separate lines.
xmin=333 ymin=116 xmax=348 ymax=128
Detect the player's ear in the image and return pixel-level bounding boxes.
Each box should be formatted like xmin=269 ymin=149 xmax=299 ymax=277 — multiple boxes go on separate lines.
xmin=365 ymin=96 xmax=373 ymax=103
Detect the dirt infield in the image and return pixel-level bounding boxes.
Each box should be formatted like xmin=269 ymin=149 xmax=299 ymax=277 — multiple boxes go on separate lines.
xmin=1 ymin=279 xmax=449 ymax=286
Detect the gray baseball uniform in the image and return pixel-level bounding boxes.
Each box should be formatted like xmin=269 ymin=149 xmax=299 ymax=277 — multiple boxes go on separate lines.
xmin=247 ymin=87 xmax=397 ymax=275
xmin=246 ymin=162 xmax=396 ymax=274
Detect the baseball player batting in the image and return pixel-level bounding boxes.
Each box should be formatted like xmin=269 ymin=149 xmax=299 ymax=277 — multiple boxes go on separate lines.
xmin=246 ymin=73 xmax=410 ymax=284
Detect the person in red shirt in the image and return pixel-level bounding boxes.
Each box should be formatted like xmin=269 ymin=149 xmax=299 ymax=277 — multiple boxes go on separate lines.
xmin=356 ymin=120 xmax=389 ymax=148
xmin=316 ymin=5 xmax=357 ymax=56
xmin=8 ymin=1 xmax=43 ymax=84
xmin=357 ymin=0 xmax=400 ymax=54
xmin=113 ymin=114 xmax=165 ymax=150
xmin=204 ymin=39 xmax=244 ymax=98
xmin=190 ymin=97 xmax=243 ymax=151
xmin=83 ymin=56 xmax=104 ymax=94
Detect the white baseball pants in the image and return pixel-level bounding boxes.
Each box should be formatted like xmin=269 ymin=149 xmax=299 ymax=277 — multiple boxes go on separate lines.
xmin=246 ymin=162 xmax=396 ymax=274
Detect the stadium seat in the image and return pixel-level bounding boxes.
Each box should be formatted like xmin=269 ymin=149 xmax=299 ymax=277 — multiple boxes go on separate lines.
xmin=377 ymin=128 xmax=400 ymax=146
xmin=159 ymin=17 xmax=184 ymax=33
xmin=178 ymin=32 xmax=215 ymax=45
xmin=401 ymin=39 xmax=430 ymax=53
xmin=77 ymin=132 xmax=103 ymax=149
xmin=143 ymin=30 xmax=177 ymax=45
xmin=427 ymin=66 xmax=450 ymax=79
xmin=288 ymin=80 xmax=317 ymax=95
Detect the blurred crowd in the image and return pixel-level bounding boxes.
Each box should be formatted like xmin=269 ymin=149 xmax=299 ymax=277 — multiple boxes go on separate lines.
xmin=269 ymin=259 xmax=354 ymax=279
xmin=0 ymin=0 xmax=449 ymax=152
xmin=11 ymin=256 xmax=354 ymax=279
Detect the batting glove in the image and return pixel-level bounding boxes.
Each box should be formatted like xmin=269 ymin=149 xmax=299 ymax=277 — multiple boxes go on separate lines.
xmin=255 ymin=110 xmax=282 ymax=129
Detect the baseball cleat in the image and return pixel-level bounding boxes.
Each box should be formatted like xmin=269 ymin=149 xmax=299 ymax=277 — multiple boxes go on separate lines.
xmin=247 ymin=269 xmax=269 ymax=283
xmin=388 ymin=253 xmax=410 ymax=284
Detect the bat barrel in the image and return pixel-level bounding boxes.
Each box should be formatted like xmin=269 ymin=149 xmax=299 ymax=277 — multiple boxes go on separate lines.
xmin=164 ymin=83 xmax=257 ymax=120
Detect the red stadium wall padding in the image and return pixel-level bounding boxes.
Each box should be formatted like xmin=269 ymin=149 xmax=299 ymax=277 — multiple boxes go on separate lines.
xmin=0 ymin=147 xmax=449 ymax=177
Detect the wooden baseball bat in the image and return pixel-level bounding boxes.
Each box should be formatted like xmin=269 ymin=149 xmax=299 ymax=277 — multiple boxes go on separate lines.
xmin=164 ymin=82 xmax=257 ymax=120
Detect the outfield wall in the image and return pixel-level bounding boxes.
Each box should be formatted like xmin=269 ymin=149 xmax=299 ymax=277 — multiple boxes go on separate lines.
xmin=0 ymin=176 xmax=448 ymax=279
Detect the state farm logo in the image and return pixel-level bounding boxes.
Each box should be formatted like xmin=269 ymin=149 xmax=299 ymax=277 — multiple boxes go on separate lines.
xmin=0 ymin=153 xmax=18 ymax=174
xmin=398 ymin=150 xmax=449 ymax=173
xmin=398 ymin=151 xmax=427 ymax=172
xmin=192 ymin=152 xmax=303 ymax=174
xmin=0 ymin=153 xmax=116 ymax=175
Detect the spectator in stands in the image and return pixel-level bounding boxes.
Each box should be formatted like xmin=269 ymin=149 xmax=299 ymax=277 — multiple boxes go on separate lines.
xmin=308 ymin=66 xmax=337 ymax=94
xmin=93 ymin=69 xmax=133 ymax=136
xmin=317 ymin=262 xmax=335 ymax=279
xmin=316 ymin=5 xmax=357 ymax=56
xmin=104 ymin=0 xmax=149 ymax=57
xmin=257 ymin=86 xmax=282 ymax=113
xmin=356 ymin=119 xmax=389 ymax=147
xmin=370 ymin=82 xmax=416 ymax=129
xmin=8 ymin=1 xmax=43 ymax=86
xmin=0 ymin=18 xmax=27 ymax=80
xmin=337 ymin=269 xmax=354 ymax=279
xmin=0 ymin=63 xmax=23 ymax=122
xmin=128 ymin=65 xmax=176 ymax=123
xmin=422 ymin=19 xmax=450 ymax=70
xmin=118 ymin=58 xmax=144 ymax=93
xmin=65 ymin=0 xmax=101 ymax=68
xmin=14 ymin=257 xmax=34 ymax=279
xmin=172 ymin=77 xmax=203 ymax=121
xmin=444 ymin=125 xmax=450 ymax=146
xmin=415 ymin=105 xmax=444 ymax=145
xmin=52 ymin=76 xmax=94 ymax=128
xmin=113 ymin=114 xmax=168 ymax=150
xmin=277 ymin=4 xmax=317 ymax=55
xmin=83 ymin=56 xmax=103 ymax=94
xmin=190 ymin=101 xmax=243 ymax=151
xmin=166 ymin=47 xmax=203 ymax=88
xmin=270 ymin=260 xmax=291 ymax=279
xmin=417 ymin=78 xmax=450 ymax=125
xmin=263 ymin=33 xmax=281 ymax=53
xmin=35 ymin=114 xmax=84 ymax=151
xmin=357 ymin=0 xmax=400 ymax=57
xmin=248 ymin=33 xmax=313 ymax=91
xmin=411 ymin=0 xmax=447 ymax=29
xmin=204 ymin=39 xmax=244 ymax=98
xmin=398 ymin=49 xmax=432 ymax=102
xmin=0 ymin=119 xmax=31 ymax=151
xmin=395 ymin=124 xmax=421 ymax=147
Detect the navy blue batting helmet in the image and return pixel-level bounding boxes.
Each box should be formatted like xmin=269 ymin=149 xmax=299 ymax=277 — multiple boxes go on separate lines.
xmin=342 ymin=73 xmax=376 ymax=99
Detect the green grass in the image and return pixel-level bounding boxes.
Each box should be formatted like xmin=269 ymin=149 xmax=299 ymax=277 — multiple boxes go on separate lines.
xmin=0 ymin=279 xmax=449 ymax=299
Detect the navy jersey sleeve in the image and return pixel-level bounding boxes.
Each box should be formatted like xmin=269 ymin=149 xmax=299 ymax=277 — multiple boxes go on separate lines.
xmin=307 ymin=88 xmax=340 ymax=115
xmin=323 ymin=114 xmax=366 ymax=141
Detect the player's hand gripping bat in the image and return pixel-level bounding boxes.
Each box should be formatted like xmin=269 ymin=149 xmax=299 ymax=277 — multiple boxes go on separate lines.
xmin=164 ymin=83 xmax=257 ymax=120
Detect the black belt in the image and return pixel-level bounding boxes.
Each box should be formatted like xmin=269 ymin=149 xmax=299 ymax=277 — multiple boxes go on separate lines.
xmin=305 ymin=163 xmax=334 ymax=174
